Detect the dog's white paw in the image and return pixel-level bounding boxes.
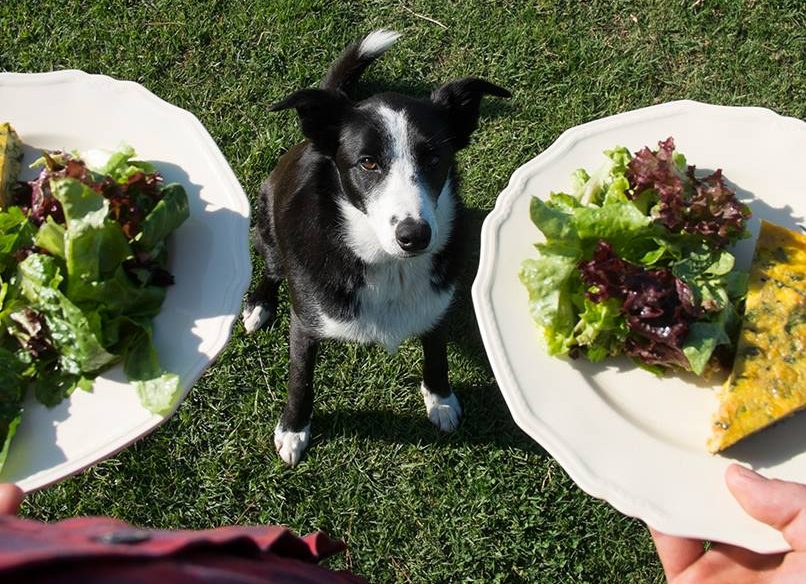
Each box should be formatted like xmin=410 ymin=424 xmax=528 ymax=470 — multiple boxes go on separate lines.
xmin=274 ymin=423 xmax=311 ymax=466
xmin=242 ymin=304 xmax=271 ymax=334
xmin=421 ymin=383 xmax=462 ymax=432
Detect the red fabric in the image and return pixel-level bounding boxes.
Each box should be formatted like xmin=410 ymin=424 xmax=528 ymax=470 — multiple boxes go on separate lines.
xmin=0 ymin=515 xmax=367 ymax=584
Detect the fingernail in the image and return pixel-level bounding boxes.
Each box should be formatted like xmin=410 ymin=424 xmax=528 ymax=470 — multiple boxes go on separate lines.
xmin=732 ymin=464 xmax=763 ymax=481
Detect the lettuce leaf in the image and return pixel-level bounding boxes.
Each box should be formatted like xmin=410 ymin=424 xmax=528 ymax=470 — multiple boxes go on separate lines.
xmin=672 ymin=247 xmax=737 ymax=313
xmin=0 ymin=347 xmax=26 ymax=471
xmin=82 ymin=145 xmax=157 ymax=183
xmin=572 ymin=297 xmax=629 ymax=362
xmin=123 ymin=323 xmax=181 ymax=416
xmin=519 ymin=252 xmax=578 ymax=355
xmin=17 ymin=253 xmax=116 ymax=375
xmin=0 ymin=206 xmax=35 ymax=273
xmin=136 ymin=183 xmax=189 ymax=251
xmin=626 ymin=137 xmax=751 ymax=248
xmin=49 ymin=178 xmax=131 ymax=288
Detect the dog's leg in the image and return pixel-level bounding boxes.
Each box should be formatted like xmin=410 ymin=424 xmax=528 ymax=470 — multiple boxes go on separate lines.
xmin=242 ymin=186 xmax=283 ymax=333
xmin=420 ymin=326 xmax=461 ymax=432
xmin=242 ymin=275 xmax=280 ymax=333
xmin=274 ymin=310 xmax=319 ymax=465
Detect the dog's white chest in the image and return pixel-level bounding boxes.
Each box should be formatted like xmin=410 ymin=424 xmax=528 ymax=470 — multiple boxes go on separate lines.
xmin=318 ymin=257 xmax=454 ymax=352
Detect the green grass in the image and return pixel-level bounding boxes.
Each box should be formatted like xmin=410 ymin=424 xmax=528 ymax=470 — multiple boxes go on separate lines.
xmin=2 ymin=0 xmax=805 ymax=581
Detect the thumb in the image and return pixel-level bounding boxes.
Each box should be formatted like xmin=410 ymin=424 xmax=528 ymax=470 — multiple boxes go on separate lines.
xmin=726 ymin=464 xmax=806 ymax=550
xmin=0 ymin=484 xmax=24 ymax=515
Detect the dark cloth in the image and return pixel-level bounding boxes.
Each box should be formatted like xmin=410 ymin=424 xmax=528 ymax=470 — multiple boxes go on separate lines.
xmin=0 ymin=514 xmax=367 ymax=583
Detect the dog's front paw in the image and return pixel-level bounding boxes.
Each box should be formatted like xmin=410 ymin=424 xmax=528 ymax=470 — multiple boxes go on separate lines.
xmin=274 ymin=423 xmax=311 ymax=466
xmin=242 ymin=303 xmax=274 ymax=334
xmin=420 ymin=383 xmax=462 ymax=432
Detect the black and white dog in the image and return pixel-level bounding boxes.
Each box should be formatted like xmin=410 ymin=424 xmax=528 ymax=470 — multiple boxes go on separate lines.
xmin=242 ymin=30 xmax=509 ymax=465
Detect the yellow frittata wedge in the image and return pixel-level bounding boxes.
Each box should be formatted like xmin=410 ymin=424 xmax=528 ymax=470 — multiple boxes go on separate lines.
xmin=709 ymin=220 xmax=806 ymax=452
xmin=0 ymin=122 xmax=23 ymax=209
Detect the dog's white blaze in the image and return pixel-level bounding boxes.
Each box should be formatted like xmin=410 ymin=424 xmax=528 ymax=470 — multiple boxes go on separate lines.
xmin=337 ymin=104 xmax=453 ymax=262
xmin=356 ymin=106 xmax=440 ymax=257
xmin=358 ymin=29 xmax=401 ymax=58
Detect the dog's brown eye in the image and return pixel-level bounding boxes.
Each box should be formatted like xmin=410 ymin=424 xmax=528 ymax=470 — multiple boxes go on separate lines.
xmin=359 ymin=157 xmax=379 ymax=171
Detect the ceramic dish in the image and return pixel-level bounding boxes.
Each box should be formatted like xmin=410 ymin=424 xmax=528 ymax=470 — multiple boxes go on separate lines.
xmin=472 ymin=100 xmax=806 ymax=553
xmin=0 ymin=70 xmax=251 ymax=492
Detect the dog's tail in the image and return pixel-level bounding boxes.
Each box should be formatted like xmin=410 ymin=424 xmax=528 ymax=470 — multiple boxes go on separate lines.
xmin=320 ymin=29 xmax=400 ymax=94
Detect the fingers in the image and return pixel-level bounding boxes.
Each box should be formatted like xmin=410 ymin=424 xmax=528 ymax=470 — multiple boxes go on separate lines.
xmin=649 ymin=526 xmax=705 ymax=581
xmin=726 ymin=464 xmax=806 ymax=550
xmin=676 ymin=542 xmax=783 ymax=584
xmin=0 ymin=483 xmax=24 ymax=515
xmin=650 ymin=523 xmax=785 ymax=583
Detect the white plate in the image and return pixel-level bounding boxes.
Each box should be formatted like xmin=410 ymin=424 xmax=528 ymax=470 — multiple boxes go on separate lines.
xmin=0 ymin=71 xmax=251 ymax=492
xmin=472 ymin=100 xmax=806 ymax=553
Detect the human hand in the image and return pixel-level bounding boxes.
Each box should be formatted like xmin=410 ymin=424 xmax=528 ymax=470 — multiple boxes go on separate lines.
xmin=650 ymin=463 xmax=806 ymax=583
xmin=0 ymin=483 xmax=24 ymax=515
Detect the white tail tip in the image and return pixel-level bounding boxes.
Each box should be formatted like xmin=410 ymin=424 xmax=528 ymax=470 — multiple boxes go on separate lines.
xmin=358 ymin=29 xmax=401 ymax=58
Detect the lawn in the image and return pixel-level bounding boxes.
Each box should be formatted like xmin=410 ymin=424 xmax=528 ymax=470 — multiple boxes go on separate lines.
xmin=3 ymin=0 xmax=805 ymax=582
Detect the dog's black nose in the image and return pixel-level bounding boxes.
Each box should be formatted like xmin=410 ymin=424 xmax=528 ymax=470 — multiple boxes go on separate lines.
xmin=395 ymin=218 xmax=431 ymax=253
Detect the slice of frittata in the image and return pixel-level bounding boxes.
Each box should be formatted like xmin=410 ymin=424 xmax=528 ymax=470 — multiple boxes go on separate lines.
xmin=709 ymin=220 xmax=806 ymax=453
xmin=0 ymin=122 xmax=23 ymax=209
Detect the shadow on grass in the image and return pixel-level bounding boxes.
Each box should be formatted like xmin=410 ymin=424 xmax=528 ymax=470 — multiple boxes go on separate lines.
xmin=309 ymin=368 xmax=549 ymax=457
xmin=444 ymin=204 xmax=498 ymax=377
xmin=314 ymin=398 xmax=548 ymax=457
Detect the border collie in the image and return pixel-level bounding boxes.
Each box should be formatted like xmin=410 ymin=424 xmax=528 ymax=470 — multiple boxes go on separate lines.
xmin=242 ymin=30 xmax=510 ymax=465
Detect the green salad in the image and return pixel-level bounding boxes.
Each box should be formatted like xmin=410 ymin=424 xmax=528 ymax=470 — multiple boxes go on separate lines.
xmin=0 ymin=144 xmax=189 ymax=471
xmin=520 ymin=137 xmax=751 ymax=376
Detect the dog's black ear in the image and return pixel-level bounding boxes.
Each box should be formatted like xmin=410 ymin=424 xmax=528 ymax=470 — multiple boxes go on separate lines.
xmin=431 ymin=78 xmax=511 ymax=149
xmin=270 ymin=88 xmax=352 ymax=154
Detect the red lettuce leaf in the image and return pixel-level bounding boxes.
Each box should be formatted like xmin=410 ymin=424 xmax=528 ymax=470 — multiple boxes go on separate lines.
xmin=17 ymin=152 xmax=164 ymax=240
xmin=579 ymin=240 xmax=700 ymax=370
xmin=626 ymin=137 xmax=750 ymax=248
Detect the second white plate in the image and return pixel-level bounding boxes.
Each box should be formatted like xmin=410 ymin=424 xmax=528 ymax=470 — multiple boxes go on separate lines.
xmin=472 ymin=100 xmax=806 ymax=553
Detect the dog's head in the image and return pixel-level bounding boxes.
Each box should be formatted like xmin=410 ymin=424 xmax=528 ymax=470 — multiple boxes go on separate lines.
xmin=271 ymin=78 xmax=510 ymax=261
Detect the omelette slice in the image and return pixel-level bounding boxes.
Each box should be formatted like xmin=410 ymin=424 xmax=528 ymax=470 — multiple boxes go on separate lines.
xmin=709 ymin=220 xmax=806 ymax=452
xmin=0 ymin=122 xmax=23 ymax=209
